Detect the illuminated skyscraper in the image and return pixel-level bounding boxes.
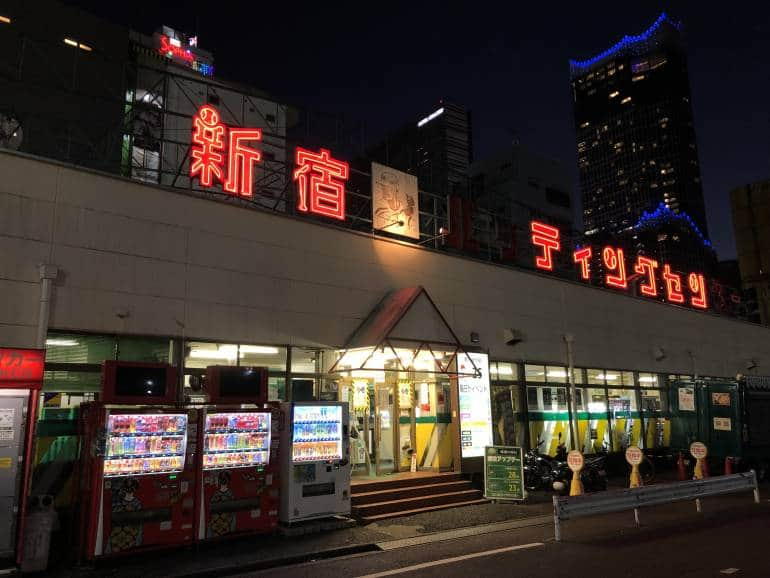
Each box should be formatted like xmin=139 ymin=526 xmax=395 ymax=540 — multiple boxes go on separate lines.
xmin=570 ymin=13 xmax=709 ymax=248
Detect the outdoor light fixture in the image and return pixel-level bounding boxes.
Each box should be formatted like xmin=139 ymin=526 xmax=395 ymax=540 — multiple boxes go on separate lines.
xmin=0 ymin=15 xmax=11 ymax=24
xmin=380 ymin=219 xmax=405 ymax=230
xmin=417 ymin=226 xmax=450 ymax=246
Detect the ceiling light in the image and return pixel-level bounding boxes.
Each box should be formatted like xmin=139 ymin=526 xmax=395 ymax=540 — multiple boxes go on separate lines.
xmin=547 ymin=370 xmax=568 ymax=379
xmin=638 ymin=376 xmax=657 ymax=383
xmin=238 ymin=345 xmax=279 ymax=355
xmin=46 ymin=338 xmax=79 ymax=347
xmin=78 ymin=43 xmax=92 ymax=52
xmin=0 ymin=15 xmax=11 ymax=24
xmin=64 ymin=38 xmax=78 ymax=47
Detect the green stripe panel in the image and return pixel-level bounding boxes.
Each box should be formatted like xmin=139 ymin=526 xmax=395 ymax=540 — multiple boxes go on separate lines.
xmin=398 ymin=413 xmax=451 ymax=425
xmin=527 ymin=411 xmax=666 ymax=421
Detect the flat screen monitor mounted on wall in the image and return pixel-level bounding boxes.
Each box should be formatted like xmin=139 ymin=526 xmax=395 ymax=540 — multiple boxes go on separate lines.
xmin=205 ymin=365 xmax=268 ymax=405
xmin=101 ymin=361 xmax=178 ymax=405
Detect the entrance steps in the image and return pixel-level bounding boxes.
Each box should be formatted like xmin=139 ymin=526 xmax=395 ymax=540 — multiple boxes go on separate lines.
xmin=351 ymin=473 xmax=486 ymax=523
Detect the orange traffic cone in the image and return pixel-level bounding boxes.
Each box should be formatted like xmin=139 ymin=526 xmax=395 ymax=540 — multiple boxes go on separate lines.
xmin=677 ymin=452 xmax=687 ymax=481
xmin=725 ymin=456 xmax=734 ymax=475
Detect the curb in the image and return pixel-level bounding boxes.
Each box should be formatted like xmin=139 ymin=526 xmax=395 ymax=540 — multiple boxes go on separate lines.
xmin=174 ymin=543 xmax=381 ymax=578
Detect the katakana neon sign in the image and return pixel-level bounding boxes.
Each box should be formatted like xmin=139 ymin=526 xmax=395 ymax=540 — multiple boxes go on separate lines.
xmin=530 ymin=221 xmax=709 ymax=310
xmin=189 ymin=105 xmax=349 ymax=220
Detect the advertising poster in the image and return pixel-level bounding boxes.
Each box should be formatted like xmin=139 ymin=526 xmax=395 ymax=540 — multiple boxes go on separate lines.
xmin=678 ymin=387 xmax=695 ymax=411
xmin=458 ymin=353 xmax=493 ymax=458
xmin=484 ymin=446 xmax=524 ymax=501
xmin=371 ymin=162 xmax=420 ymax=239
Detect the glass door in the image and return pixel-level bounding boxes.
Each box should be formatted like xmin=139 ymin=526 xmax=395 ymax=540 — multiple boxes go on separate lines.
xmin=374 ymin=384 xmax=395 ymax=475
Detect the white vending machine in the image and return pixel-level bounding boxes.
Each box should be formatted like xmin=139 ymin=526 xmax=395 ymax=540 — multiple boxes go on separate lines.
xmin=279 ymin=402 xmax=351 ymax=523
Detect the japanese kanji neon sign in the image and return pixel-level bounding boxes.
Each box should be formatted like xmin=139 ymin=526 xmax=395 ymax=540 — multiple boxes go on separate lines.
xmin=190 ymin=105 xmax=349 ymax=220
xmin=294 ymin=147 xmax=349 ymax=221
xmin=529 ymin=220 xmax=708 ymax=310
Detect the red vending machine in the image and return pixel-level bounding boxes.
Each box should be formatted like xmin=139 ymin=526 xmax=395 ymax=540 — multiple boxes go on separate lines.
xmin=195 ymin=366 xmax=280 ymax=541
xmin=79 ymin=361 xmax=197 ymax=559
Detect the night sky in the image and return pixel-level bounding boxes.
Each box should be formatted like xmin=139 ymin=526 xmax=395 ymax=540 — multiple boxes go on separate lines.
xmin=68 ymin=1 xmax=770 ymax=259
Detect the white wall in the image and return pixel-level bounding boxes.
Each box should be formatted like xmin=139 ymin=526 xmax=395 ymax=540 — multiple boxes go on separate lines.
xmin=1 ymin=150 xmax=769 ymax=378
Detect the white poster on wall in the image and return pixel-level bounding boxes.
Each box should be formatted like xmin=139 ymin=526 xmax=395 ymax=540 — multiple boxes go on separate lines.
xmin=678 ymin=387 xmax=695 ymax=411
xmin=457 ymin=352 xmax=493 ymax=458
xmin=371 ymin=162 xmax=420 ymax=239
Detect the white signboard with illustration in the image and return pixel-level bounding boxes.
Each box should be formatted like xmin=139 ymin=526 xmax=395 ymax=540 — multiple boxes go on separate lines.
xmin=457 ymin=352 xmax=493 ymax=458
xmin=371 ymin=162 xmax=420 ymax=239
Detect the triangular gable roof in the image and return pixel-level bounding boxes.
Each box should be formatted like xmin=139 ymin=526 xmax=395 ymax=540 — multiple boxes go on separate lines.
xmin=344 ymin=287 xmax=458 ymax=349
xmin=334 ymin=286 xmax=478 ymax=376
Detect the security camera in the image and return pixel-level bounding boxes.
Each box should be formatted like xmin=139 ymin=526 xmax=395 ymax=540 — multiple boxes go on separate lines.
xmin=747 ymin=359 xmax=758 ymax=371
xmin=115 ymin=308 xmax=130 ymax=319
xmin=653 ymin=346 xmax=666 ymax=361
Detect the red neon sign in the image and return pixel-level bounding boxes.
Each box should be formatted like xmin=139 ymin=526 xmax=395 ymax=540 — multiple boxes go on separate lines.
xmin=688 ymin=273 xmax=708 ymax=309
xmin=530 ymin=221 xmax=561 ymax=271
xmin=662 ymin=264 xmax=685 ymax=304
xmin=293 ymin=147 xmax=349 ymax=220
xmin=190 ymin=105 xmax=226 ymax=187
xmin=573 ymin=247 xmax=592 ymax=280
xmin=159 ymin=35 xmax=195 ymax=63
xmin=0 ymin=348 xmax=44 ymax=384
xmin=602 ymin=247 xmax=627 ymax=289
xmin=223 ymin=128 xmax=262 ymax=198
xmin=634 ymin=256 xmax=659 ymax=297
xmin=528 ymin=220 xmax=710 ymax=311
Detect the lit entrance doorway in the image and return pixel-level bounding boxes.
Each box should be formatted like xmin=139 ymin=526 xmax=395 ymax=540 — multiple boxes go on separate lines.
xmin=331 ymin=287 xmax=482 ymax=478
xmin=350 ymin=374 xmax=453 ymax=477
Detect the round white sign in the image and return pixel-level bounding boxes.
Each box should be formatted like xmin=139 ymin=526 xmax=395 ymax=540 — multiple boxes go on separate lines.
xmin=567 ymin=450 xmax=584 ymax=472
xmin=690 ymin=441 xmax=708 ymax=460
xmin=625 ymin=445 xmax=643 ymax=466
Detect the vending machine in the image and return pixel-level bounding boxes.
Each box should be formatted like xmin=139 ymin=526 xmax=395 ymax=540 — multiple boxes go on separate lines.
xmin=279 ymin=402 xmax=351 ymax=523
xmin=79 ymin=362 xmax=197 ymax=559
xmin=195 ymin=365 xmax=280 ymax=541
xmin=0 ymin=347 xmax=44 ymax=565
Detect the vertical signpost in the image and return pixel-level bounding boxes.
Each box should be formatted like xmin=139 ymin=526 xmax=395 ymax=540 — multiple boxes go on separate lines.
xmin=484 ymin=446 xmax=525 ymax=501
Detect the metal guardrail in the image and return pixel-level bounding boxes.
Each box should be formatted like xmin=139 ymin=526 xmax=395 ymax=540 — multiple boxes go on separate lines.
xmin=552 ymin=471 xmax=760 ymax=541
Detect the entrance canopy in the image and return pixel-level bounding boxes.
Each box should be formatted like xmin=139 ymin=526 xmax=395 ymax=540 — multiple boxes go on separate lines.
xmin=330 ymin=287 xmax=479 ymax=377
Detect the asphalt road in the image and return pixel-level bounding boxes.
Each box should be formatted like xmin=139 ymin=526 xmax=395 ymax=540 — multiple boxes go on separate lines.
xmin=240 ymin=497 xmax=770 ymax=578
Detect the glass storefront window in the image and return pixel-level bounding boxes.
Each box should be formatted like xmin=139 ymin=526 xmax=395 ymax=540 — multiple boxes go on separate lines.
xmin=527 ymin=385 xmax=571 ymax=456
xmin=545 ymin=366 xmax=568 ymax=383
xmin=43 ymin=370 xmax=101 ymax=394
xmin=117 ymin=336 xmax=172 ymax=363
xmin=620 ymin=371 xmax=635 ymax=386
xmin=576 ymin=387 xmax=609 ymax=454
xmin=491 ymin=362 xmax=518 ymax=381
xmin=185 ymin=341 xmax=238 ymax=369
xmin=291 ymin=347 xmax=320 ymax=373
xmin=608 ymin=388 xmax=640 ymax=451
xmin=524 ymin=364 xmax=546 ymax=382
xmin=45 ymin=332 xmax=115 ymax=364
xmin=239 ymin=345 xmax=287 ymax=372
xmin=587 ymin=368 xmax=605 ymax=385
xmin=184 ymin=342 xmax=287 ymax=371
xmin=572 ymin=369 xmax=585 ymax=384
xmin=491 ymin=385 xmax=525 ymax=447
xmin=640 ymin=389 xmax=669 ymax=450
xmin=638 ymin=373 xmax=659 ymax=387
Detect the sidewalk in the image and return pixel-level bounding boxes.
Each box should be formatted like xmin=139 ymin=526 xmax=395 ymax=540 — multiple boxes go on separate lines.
xmin=48 ymin=498 xmax=553 ymax=578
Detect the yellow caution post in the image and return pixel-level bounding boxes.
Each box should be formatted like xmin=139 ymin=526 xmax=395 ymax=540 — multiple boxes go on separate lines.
xmin=625 ymin=446 xmax=643 ymax=488
xmin=567 ymin=450 xmax=584 ymax=496
xmin=690 ymin=441 xmax=708 ymax=480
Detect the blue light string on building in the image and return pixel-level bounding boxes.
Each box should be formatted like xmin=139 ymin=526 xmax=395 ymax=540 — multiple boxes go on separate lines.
xmin=634 ymin=202 xmax=713 ymax=249
xmin=569 ymin=12 xmax=681 ymax=71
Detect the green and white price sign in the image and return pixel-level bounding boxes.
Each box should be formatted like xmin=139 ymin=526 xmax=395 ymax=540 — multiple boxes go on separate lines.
xmin=484 ymin=446 xmax=525 ymax=501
